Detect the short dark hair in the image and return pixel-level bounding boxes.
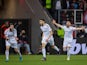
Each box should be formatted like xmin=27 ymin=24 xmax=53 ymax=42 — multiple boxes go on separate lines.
xmin=67 ymin=20 xmax=73 ymax=24
xmin=9 ymin=23 xmax=14 ymax=26
xmin=40 ymin=19 xmax=45 ymax=21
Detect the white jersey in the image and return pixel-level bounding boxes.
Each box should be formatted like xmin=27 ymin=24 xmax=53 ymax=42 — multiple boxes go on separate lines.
xmin=40 ymin=23 xmax=54 ymax=45
xmin=40 ymin=23 xmax=52 ymax=37
xmin=61 ymin=26 xmax=76 ymax=41
xmin=4 ymin=28 xmax=17 ymax=43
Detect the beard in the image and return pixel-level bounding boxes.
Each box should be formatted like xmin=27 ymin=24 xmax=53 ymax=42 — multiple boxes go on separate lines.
xmin=40 ymin=24 xmax=44 ymax=26
xmin=10 ymin=28 xmax=14 ymax=32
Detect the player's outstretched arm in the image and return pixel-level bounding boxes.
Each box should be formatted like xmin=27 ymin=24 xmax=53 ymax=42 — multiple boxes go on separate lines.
xmin=52 ymin=19 xmax=63 ymax=28
xmin=75 ymin=26 xmax=85 ymax=31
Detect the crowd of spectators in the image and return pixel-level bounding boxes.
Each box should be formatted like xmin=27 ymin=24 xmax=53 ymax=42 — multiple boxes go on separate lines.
xmin=40 ymin=0 xmax=87 ymax=20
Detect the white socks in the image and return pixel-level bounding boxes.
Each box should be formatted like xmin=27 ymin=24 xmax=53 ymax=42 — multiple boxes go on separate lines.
xmin=42 ymin=48 xmax=46 ymax=58
xmin=67 ymin=48 xmax=70 ymax=59
xmin=53 ymin=46 xmax=59 ymax=52
xmin=5 ymin=50 xmax=9 ymax=60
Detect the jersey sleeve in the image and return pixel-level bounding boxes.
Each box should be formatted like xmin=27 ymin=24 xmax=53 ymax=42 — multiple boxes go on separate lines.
xmin=71 ymin=27 xmax=77 ymax=31
xmin=14 ymin=29 xmax=17 ymax=37
xmin=47 ymin=24 xmax=52 ymax=31
xmin=4 ymin=29 xmax=8 ymax=37
xmin=61 ymin=26 xmax=66 ymax=30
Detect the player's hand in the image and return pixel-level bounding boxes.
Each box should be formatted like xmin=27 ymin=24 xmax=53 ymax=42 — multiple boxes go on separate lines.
xmin=15 ymin=37 xmax=18 ymax=41
xmin=52 ymin=19 xmax=56 ymax=24
xmin=6 ymin=37 xmax=9 ymax=40
xmin=81 ymin=26 xmax=85 ymax=30
xmin=46 ymin=39 xmax=49 ymax=42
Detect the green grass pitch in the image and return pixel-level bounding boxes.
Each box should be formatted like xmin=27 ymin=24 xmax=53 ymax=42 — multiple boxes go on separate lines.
xmin=0 ymin=55 xmax=87 ymax=65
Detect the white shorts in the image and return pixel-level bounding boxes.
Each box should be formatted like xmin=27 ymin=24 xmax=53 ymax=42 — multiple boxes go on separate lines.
xmin=41 ymin=36 xmax=54 ymax=45
xmin=5 ymin=40 xmax=18 ymax=48
xmin=63 ymin=39 xmax=73 ymax=48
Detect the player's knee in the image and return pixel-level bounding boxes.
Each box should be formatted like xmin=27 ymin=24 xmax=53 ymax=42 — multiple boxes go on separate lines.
xmin=6 ymin=46 xmax=10 ymax=50
xmin=63 ymin=49 xmax=66 ymax=51
xmin=67 ymin=47 xmax=70 ymax=51
xmin=42 ymin=46 xmax=45 ymax=48
xmin=6 ymin=48 xmax=9 ymax=50
xmin=42 ymin=44 xmax=46 ymax=48
xmin=14 ymin=48 xmax=18 ymax=53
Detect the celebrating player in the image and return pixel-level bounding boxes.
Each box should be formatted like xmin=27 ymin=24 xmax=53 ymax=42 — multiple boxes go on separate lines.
xmin=52 ymin=20 xmax=85 ymax=60
xmin=39 ymin=19 xmax=60 ymax=61
xmin=4 ymin=23 xmax=23 ymax=62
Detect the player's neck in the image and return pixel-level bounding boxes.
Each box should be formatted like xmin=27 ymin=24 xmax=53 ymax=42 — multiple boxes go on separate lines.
xmin=66 ymin=26 xmax=70 ymax=28
xmin=43 ymin=23 xmax=46 ymax=26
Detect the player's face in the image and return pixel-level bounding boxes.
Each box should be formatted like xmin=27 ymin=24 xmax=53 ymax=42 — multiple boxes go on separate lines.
xmin=66 ymin=21 xmax=71 ymax=27
xmin=10 ymin=25 xmax=14 ymax=29
xmin=39 ymin=20 xmax=45 ymax=26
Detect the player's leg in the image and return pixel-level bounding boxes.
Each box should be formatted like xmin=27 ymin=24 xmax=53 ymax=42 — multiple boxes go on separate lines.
xmin=14 ymin=48 xmax=22 ymax=57
xmin=66 ymin=43 xmax=71 ymax=61
xmin=41 ymin=37 xmax=47 ymax=61
xmin=5 ymin=41 xmax=10 ymax=62
xmin=14 ymin=47 xmax=23 ymax=61
xmin=49 ymin=37 xmax=60 ymax=53
xmin=63 ymin=40 xmax=68 ymax=60
xmin=41 ymin=43 xmax=46 ymax=61
xmin=17 ymin=43 xmax=22 ymax=53
xmin=51 ymin=45 xmax=60 ymax=53
xmin=63 ymin=40 xmax=67 ymax=51
xmin=63 ymin=47 xmax=67 ymax=52
xmin=13 ymin=43 xmax=23 ymax=61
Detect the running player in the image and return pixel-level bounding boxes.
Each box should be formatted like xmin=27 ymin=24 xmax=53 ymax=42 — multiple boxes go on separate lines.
xmin=4 ymin=23 xmax=23 ymax=62
xmin=52 ymin=20 xmax=85 ymax=60
xmin=39 ymin=19 xmax=60 ymax=61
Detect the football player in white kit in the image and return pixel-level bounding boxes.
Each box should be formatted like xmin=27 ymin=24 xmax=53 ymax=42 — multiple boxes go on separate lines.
xmin=4 ymin=23 xmax=23 ymax=62
xmin=39 ymin=19 xmax=60 ymax=61
xmin=53 ymin=20 xmax=85 ymax=60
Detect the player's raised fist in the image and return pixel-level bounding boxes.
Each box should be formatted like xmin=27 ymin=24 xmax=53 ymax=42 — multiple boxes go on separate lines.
xmin=15 ymin=37 xmax=19 ymax=41
xmin=52 ymin=19 xmax=56 ymax=24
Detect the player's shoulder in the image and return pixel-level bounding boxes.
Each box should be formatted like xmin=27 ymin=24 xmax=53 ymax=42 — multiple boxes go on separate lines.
xmin=40 ymin=25 xmax=43 ymax=29
xmin=13 ymin=28 xmax=17 ymax=31
xmin=4 ymin=28 xmax=9 ymax=33
xmin=14 ymin=28 xmax=16 ymax=30
xmin=70 ymin=26 xmax=75 ymax=28
xmin=45 ymin=23 xmax=49 ymax=25
xmin=5 ymin=28 xmax=9 ymax=31
xmin=45 ymin=23 xmax=50 ymax=27
xmin=62 ymin=25 xmax=66 ymax=28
